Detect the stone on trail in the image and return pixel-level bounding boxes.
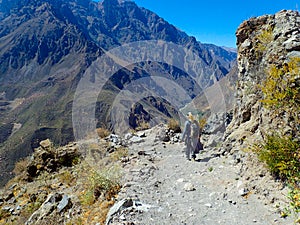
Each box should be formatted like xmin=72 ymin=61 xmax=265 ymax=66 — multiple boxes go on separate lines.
xmin=177 ymin=178 xmax=185 ymax=183
xmin=205 ymin=203 xmax=213 ymax=208
xmin=184 ymin=183 xmax=196 ymax=192
xmin=238 ymin=188 xmax=249 ymax=197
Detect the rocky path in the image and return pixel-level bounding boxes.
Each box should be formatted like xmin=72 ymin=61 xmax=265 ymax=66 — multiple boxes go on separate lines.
xmin=106 ymin=126 xmax=295 ymax=225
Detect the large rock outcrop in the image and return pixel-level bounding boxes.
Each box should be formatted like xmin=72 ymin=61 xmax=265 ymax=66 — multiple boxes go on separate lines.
xmin=225 ymin=10 xmax=300 ymax=151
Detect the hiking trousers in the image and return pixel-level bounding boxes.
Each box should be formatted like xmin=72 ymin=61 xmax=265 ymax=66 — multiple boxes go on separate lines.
xmin=185 ymin=138 xmax=195 ymax=160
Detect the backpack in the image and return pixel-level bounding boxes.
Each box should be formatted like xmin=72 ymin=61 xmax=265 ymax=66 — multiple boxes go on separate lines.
xmin=191 ymin=120 xmax=203 ymax=154
xmin=191 ymin=120 xmax=199 ymax=138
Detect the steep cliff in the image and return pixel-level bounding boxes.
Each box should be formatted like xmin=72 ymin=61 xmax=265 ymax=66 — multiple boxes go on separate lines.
xmin=221 ymin=11 xmax=300 ymax=219
xmin=225 ymin=10 xmax=300 ymax=150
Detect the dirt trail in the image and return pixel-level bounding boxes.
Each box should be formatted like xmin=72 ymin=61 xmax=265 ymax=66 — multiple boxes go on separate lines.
xmin=106 ymin=127 xmax=295 ymax=225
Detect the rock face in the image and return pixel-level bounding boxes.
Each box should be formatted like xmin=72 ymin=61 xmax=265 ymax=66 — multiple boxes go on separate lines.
xmin=225 ymin=10 xmax=300 ymax=151
xmin=26 ymin=140 xmax=80 ymax=180
xmin=221 ymin=11 xmax=300 ymax=217
xmin=129 ymin=102 xmax=151 ymax=130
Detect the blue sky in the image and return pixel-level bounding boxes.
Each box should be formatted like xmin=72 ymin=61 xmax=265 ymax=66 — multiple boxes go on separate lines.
xmin=133 ymin=0 xmax=299 ymax=47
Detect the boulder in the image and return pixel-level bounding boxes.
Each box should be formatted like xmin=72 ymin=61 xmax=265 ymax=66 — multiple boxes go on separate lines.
xmin=57 ymin=195 xmax=71 ymax=213
xmin=26 ymin=141 xmax=80 ymax=178
xmin=25 ymin=193 xmax=62 ymax=225
xmin=106 ymin=199 xmax=134 ymax=225
xmin=39 ymin=139 xmax=52 ymax=150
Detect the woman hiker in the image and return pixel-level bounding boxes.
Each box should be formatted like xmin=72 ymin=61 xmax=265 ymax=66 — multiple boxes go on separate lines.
xmin=181 ymin=112 xmax=199 ymax=160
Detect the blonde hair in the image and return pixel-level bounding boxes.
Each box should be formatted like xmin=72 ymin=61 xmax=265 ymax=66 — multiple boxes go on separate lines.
xmin=187 ymin=112 xmax=194 ymax=121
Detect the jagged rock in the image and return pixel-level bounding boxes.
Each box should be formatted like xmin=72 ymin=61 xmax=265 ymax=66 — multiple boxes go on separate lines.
xmin=204 ymin=203 xmax=213 ymax=208
xmin=39 ymin=139 xmax=52 ymax=150
xmin=106 ymin=199 xmax=134 ymax=225
xmin=26 ymin=141 xmax=80 ymax=178
xmin=25 ymin=193 xmax=62 ymax=225
xmin=133 ymin=201 xmax=156 ymax=212
xmin=57 ymin=195 xmax=71 ymax=213
xmin=3 ymin=191 xmax=14 ymax=202
xmin=7 ymin=197 xmax=16 ymax=204
xmin=232 ymin=153 xmax=243 ymax=165
xmin=155 ymin=126 xmax=170 ymax=142
xmin=177 ymin=178 xmax=185 ymax=183
xmin=119 ymin=214 xmax=126 ymax=220
xmin=124 ymin=133 xmax=133 ymax=140
xmin=221 ymin=11 xmax=300 ymax=217
xmin=129 ymin=103 xmax=151 ymax=130
xmin=137 ymin=132 xmax=146 ymax=138
xmin=201 ymin=112 xmax=227 ymax=148
xmin=2 ymin=206 xmax=10 ymax=211
xmin=283 ymin=37 xmax=300 ymax=51
xmin=8 ymin=184 xmax=17 ymax=190
xmin=129 ymin=136 xmax=145 ymax=144
xmin=203 ymin=113 xmax=226 ymax=135
xmin=228 ymin=200 xmax=237 ymax=205
xmin=170 ymin=133 xmax=181 ymax=144
xmin=106 ymin=134 xmax=121 ymax=144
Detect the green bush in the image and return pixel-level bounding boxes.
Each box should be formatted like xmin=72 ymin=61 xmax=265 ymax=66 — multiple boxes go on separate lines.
xmin=253 ymin=134 xmax=300 ymax=222
xmin=256 ymin=57 xmax=300 ymax=208
xmin=81 ymin=166 xmax=121 ymax=205
xmin=255 ymin=27 xmax=273 ymax=55
xmin=288 ymin=187 xmax=300 ymax=214
xmin=254 ymin=134 xmax=300 ymax=181
xmin=260 ymin=57 xmax=300 ymax=119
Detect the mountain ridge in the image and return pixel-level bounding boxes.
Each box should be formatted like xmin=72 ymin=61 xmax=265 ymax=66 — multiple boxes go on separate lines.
xmin=0 ymin=0 xmax=236 ymax=186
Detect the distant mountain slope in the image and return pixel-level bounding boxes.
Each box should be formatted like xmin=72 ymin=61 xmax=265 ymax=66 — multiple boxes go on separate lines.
xmin=0 ymin=0 xmax=236 ymax=186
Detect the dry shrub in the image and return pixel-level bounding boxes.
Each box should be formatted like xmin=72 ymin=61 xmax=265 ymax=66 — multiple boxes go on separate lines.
xmin=80 ymin=165 xmax=121 ymax=206
xmin=80 ymin=199 xmax=115 ymax=225
xmin=198 ymin=117 xmax=207 ymax=132
xmin=136 ymin=121 xmax=150 ymax=131
xmin=255 ymin=27 xmax=273 ymax=55
xmin=13 ymin=157 xmax=29 ymax=175
xmin=167 ymin=118 xmax=181 ymax=133
xmin=78 ymin=165 xmax=121 ymax=224
xmin=58 ymin=170 xmax=76 ymax=186
xmin=110 ymin=147 xmax=128 ymax=161
xmin=97 ymin=200 xmax=115 ymax=225
xmin=96 ymin=127 xmax=111 ymax=138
